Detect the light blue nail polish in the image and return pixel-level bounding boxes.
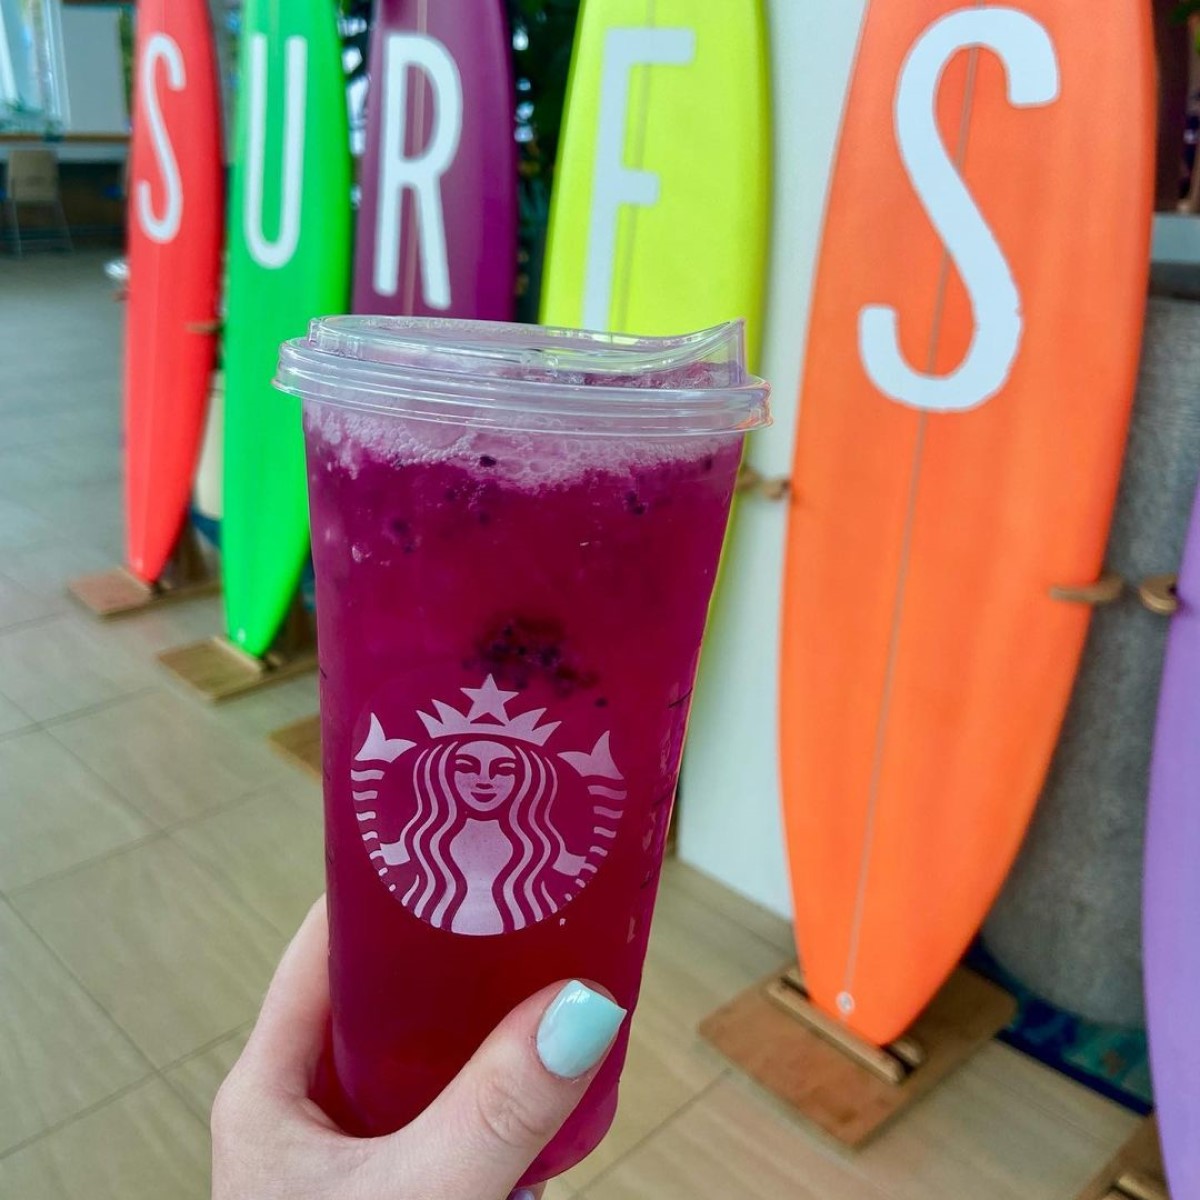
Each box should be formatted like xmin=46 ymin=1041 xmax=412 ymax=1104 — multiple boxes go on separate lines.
xmin=508 ymin=1190 xmax=537 ymax=1200
xmin=536 ymin=980 xmax=626 ymax=1079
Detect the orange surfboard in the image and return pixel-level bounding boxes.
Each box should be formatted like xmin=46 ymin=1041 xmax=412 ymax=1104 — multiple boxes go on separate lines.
xmin=780 ymin=3 xmax=1154 ymax=1046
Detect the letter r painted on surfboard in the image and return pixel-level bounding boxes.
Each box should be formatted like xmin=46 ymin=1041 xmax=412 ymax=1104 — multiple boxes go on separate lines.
xmin=583 ymin=28 xmax=695 ymax=330
xmin=244 ymin=34 xmax=307 ymax=270
xmin=859 ymin=8 xmax=1060 ymax=413
xmin=136 ymin=33 xmax=185 ymax=244
xmin=374 ymin=34 xmax=463 ymax=308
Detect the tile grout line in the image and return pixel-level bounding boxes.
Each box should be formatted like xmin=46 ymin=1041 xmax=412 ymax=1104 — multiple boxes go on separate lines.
xmin=574 ymin=1070 xmax=730 ymax=1196
xmin=0 ymin=902 xmax=160 ymax=1120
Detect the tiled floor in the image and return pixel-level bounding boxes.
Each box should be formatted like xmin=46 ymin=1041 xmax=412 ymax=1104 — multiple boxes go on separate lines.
xmin=0 ymin=253 xmax=1141 ymax=1198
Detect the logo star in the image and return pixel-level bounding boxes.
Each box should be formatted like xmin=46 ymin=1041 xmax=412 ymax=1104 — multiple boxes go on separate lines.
xmin=461 ymin=675 xmax=520 ymax=723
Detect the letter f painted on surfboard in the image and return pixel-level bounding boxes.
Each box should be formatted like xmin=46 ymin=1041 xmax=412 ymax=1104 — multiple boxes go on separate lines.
xmin=244 ymin=33 xmax=307 ymax=270
xmin=582 ymin=28 xmax=695 ymax=330
xmin=859 ymin=8 xmax=1059 ymax=414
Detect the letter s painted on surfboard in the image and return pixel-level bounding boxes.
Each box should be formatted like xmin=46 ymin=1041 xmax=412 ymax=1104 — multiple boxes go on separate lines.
xmin=136 ymin=33 xmax=185 ymax=244
xmin=859 ymin=8 xmax=1060 ymax=413
xmin=244 ymin=34 xmax=307 ymax=270
xmin=374 ymin=34 xmax=463 ymax=307
xmin=582 ymin=28 xmax=695 ymax=331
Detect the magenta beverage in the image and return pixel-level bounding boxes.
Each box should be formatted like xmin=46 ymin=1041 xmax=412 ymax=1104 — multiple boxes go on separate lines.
xmin=276 ymin=318 xmax=769 ymax=1182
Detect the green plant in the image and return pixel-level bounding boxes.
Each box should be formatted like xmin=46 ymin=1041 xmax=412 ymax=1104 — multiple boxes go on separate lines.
xmin=506 ymin=0 xmax=581 ymax=319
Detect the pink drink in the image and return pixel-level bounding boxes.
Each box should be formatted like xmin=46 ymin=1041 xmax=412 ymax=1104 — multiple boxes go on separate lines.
xmin=277 ymin=319 xmax=769 ymax=1182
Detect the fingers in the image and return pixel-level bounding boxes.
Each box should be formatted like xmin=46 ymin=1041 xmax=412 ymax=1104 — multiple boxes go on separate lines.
xmin=376 ymin=980 xmax=625 ymax=1200
xmin=235 ymin=896 xmax=331 ymax=1097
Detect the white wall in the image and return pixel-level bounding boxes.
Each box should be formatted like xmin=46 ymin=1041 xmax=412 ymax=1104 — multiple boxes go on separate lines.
xmin=677 ymin=2 xmax=869 ymax=918
xmin=60 ymin=4 xmax=127 ymax=135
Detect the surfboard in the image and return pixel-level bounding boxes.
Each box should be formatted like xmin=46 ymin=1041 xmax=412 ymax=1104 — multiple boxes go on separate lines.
xmin=353 ymin=0 xmax=516 ymax=320
xmin=123 ymin=0 xmax=223 ymax=584
xmin=779 ymin=2 xmax=1154 ymax=1046
xmin=1144 ymin=483 xmax=1200 ymax=1200
xmin=539 ymin=0 xmax=769 ymax=361
xmin=221 ymin=0 xmax=350 ymax=656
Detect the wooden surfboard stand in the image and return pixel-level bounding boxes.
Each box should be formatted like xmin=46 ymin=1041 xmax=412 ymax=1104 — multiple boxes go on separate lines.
xmin=699 ymin=964 xmax=1016 ymax=1148
xmin=267 ymin=714 xmax=322 ymax=779
xmin=157 ymin=597 xmax=316 ymax=702
xmin=1076 ymin=1119 xmax=1168 ymax=1200
xmin=67 ymin=525 xmax=219 ymax=619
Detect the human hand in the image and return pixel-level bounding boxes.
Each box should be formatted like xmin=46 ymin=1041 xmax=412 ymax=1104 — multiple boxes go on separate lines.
xmin=212 ymin=898 xmax=625 ymax=1200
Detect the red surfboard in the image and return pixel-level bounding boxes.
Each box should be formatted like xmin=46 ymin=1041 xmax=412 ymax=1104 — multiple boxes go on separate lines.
xmin=779 ymin=2 xmax=1154 ymax=1046
xmin=124 ymin=0 xmax=224 ymax=584
xmin=353 ymin=0 xmax=516 ymax=319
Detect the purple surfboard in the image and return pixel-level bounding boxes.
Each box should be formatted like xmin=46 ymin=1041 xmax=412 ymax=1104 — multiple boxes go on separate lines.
xmin=353 ymin=0 xmax=517 ymax=319
xmin=1145 ymin=478 xmax=1200 ymax=1199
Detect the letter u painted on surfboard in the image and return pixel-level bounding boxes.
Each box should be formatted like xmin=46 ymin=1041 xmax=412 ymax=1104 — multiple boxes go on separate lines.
xmin=244 ymin=33 xmax=307 ymax=271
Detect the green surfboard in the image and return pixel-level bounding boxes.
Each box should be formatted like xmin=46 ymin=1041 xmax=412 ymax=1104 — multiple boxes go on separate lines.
xmin=222 ymin=0 xmax=350 ymax=657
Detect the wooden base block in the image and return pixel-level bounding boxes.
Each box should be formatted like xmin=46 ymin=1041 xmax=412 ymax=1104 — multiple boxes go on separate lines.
xmin=68 ymin=526 xmax=218 ymax=619
xmin=67 ymin=565 xmax=219 ymax=619
xmin=1077 ymin=1120 xmax=1168 ymax=1200
xmin=699 ymin=964 xmax=1016 ymax=1148
xmin=268 ymin=714 xmax=322 ymax=779
xmin=157 ymin=635 xmax=316 ymax=702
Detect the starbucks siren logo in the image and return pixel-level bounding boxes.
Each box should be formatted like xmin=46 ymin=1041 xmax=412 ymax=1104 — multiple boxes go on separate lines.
xmin=352 ymin=676 xmax=627 ymax=935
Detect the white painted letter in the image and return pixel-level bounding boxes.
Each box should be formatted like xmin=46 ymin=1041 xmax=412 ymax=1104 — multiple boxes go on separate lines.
xmin=244 ymin=34 xmax=307 ymax=270
xmin=583 ymin=28 xmax=695 ymax=330
xmin=136 ymin=33 xmax=185 ymax=244
xmin=859 ymin=8 xmax=1059 ymax=412
xmin=374 ymin=33 xmax=462 ymax=307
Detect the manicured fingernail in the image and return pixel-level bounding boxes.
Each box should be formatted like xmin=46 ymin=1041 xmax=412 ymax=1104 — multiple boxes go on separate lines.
xmin=508 ymin=1190 xmax=537 ymax=1200
xmin=536 ymin=980 xmax=626 ymax=1079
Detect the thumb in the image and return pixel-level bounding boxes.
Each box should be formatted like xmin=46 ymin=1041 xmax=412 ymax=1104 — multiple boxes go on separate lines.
xmin=376 ymin=980 xmax=626 ymax=1199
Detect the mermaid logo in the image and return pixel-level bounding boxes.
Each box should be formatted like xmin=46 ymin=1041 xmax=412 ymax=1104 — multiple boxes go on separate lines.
xmin=352 ymin=676 xmax=627 ymax=935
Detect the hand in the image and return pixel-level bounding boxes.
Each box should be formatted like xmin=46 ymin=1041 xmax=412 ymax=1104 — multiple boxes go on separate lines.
xmin=211 ymin=898 xmax=625 ymax=1200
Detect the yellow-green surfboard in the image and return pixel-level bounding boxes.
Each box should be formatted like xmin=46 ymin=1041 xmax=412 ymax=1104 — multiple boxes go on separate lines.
xmin=541 ymin=0 xmax=770 ymax=362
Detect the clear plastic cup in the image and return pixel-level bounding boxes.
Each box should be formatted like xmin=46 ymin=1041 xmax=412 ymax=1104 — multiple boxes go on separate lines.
xmin=275 ymin=317 xmax=770 ymax=1183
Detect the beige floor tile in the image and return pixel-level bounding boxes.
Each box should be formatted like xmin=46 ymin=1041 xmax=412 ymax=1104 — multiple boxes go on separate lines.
xmin=0 ymin=571 xmax=47 ymax=630
xmin=0 ymin=494 xmax=57 ymax=552
xmin=2 ymin=539 xmax=122 ymax=615
xmin=561 ymin=862 xmax=790 ymax=1192
xmin=13 ymin=839 xmax=283 ymax=1068
xmin=970 ymin=1042 xmax=1139 ymax=1146
xmin=205 ymin=671 xmax=321 ymax=738
xmin=171 ymin=782 xmax=325 ymax=936
xmin=662 ymin=859 xmax=796 ymax=960
xmin=100 ymin=594 xmax=224 ymax=658
xmin=0 ymin=690 xmax=34 ymax=738
xmin=33 ymin=434 xmax=122 ymax=486
xmin=49 ymin=688 xmax=291 ymax=827
xmin=0 ymin=1079 xmax=209 ymax=1200
xmin=846 ymin=1054 xmax=1138 ymax=1200
xmin=0 ymin=615 xmax=154 ymax=722
xmin=577 ymin=1076 xmax=894 ymax=1200
xmin=0 ymin=899 xmax=150 ymax=1155
xmin=164 ymin=1027 xmax=250 ymax=1123
xmin=0 ymin=730 xmax=152 ymax=890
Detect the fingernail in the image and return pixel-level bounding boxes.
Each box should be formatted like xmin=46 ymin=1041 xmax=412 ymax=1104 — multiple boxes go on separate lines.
xmin=508 ymin=1190 xmax=537 ymax=1200
xmin=536 ymin=980 xmax=626 ymax=1079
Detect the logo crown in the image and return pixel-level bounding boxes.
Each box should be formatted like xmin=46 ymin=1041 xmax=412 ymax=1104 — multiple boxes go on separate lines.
xmin=417 ymin=675 xmax=561 ymax=747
